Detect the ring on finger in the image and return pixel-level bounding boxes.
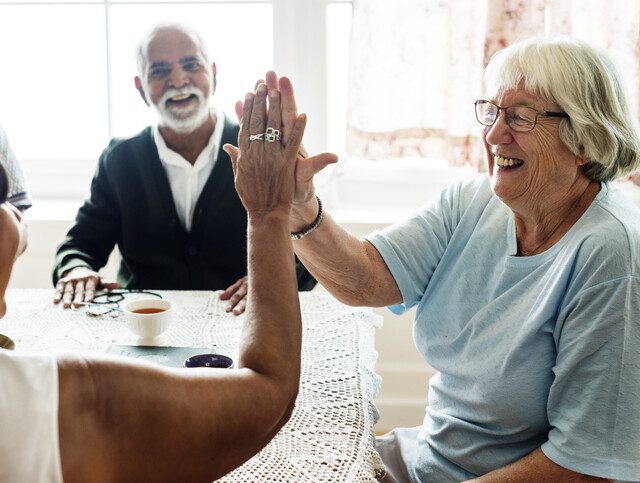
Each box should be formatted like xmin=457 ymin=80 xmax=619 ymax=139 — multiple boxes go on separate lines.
xmin=249 ymin=133 xmax=264 ymax=141
xmin=265 ymin=127 xmax=281 ymax=143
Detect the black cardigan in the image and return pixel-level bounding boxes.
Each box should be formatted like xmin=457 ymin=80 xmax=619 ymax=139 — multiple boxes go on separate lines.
xmin=53 ymin=118 xmax=316 ymax=291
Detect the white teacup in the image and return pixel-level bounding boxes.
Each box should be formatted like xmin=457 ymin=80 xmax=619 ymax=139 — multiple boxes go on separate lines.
xmin=122 ymin=299 xmax=173 ymax=343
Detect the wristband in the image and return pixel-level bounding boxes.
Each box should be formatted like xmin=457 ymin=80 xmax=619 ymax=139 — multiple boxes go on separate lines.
xmin=291 ymin=196 xmax=323 ymax=240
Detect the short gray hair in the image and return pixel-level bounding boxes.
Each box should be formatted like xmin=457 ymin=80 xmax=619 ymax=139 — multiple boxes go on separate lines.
xmin=483 ymin=36 xmax=640 ymax=182
xmin=135 ymin=22 xmax=211 ymax=80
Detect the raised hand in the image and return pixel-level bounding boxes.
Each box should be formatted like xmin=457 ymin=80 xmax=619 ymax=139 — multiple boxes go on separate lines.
xmin=224 ymin=83 xmax=306 ymax=218
xmin=231 ymin=71 xmax=338 ymax=211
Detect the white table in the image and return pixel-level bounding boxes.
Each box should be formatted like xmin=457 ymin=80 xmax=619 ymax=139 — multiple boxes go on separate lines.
xmin=1 ymin=289 xmax=384 ymax=482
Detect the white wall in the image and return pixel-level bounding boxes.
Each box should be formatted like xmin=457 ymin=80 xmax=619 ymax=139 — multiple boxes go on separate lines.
xmin=11 ymin=211 xmax=121 ymax=289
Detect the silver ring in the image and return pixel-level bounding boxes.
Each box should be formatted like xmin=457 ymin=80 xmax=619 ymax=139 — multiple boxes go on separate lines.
xmin=265 ymin=127 xmax=281 ymax=143
xmin=249 ymin=133 xmax=264 ymax=141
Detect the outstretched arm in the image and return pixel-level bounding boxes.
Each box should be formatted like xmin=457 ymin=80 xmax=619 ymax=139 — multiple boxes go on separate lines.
xmin=465 ymin=448 xmax=612 ymax=482
xmin=234 ymin=72 xmax=401 ymax=307
xmin=57 ymin=83 xmax=305 ymax=483
xmin=290 ymin=200 xmax=401 ymax=307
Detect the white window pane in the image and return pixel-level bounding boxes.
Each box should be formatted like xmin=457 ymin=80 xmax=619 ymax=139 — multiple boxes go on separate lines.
xmin=326 ymin=2 xmax=351 ymax=158
xmin=109 ymin=0 xmax=267 ymax=3
xmin=109 ymin=3 xmax=273 ymax=138
xmin=0 ymin=0 xmax=100 ymax=3
xmin=0 ymin=5 xmax=108 ymax=160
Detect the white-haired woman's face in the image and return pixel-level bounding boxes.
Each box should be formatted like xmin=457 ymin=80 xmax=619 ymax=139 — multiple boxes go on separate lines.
xmin=482 ymin=87 xmax=587 ymax=213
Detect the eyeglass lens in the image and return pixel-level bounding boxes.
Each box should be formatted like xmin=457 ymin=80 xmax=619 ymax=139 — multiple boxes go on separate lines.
xmin=475 ymin=100 xmax=538 ymax=131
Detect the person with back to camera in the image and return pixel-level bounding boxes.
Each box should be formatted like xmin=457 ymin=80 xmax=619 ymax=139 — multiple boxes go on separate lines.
xmin=0 ymin=125 xmax=31 ymax=211
xmin=0 ymin=82 xmax=307 ymax=482
xmin=52 ymin=22 xmax=315 ymax=315
xmin=235 ymin=37 xmax=640 ymax=482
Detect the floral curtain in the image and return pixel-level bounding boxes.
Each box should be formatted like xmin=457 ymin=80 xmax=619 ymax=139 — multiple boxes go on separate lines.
xmin=346 ymin=0 xmax=640 ymax=179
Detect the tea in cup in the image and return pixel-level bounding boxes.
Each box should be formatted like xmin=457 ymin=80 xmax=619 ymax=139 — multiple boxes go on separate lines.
xmin=122 ymin=299 xmax=173 ymax=343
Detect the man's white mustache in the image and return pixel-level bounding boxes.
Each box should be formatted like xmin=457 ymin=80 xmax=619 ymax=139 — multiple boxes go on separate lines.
xmin=159 ymin=86 xmax=204 ymax=106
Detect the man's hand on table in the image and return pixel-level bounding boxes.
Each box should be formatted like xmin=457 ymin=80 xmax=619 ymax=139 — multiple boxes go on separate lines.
xmin=219 ymin=275 xmax=248 ymax=315
xmin=53 ymin=266 xmax=120 ymax=309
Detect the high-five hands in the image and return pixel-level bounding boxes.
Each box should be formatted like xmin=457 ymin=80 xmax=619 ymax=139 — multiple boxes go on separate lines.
xmin=226 ymin=82 xmax=304 ymax=217
xmin=221 ymin=73 xmax=338 ymax=315
xmin=228 ymin=72 xmax=338 ymax=230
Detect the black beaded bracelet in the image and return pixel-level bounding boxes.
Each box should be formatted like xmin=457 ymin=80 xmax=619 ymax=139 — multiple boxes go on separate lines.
xmin=291 ymin=196 xmax=323 ymax=240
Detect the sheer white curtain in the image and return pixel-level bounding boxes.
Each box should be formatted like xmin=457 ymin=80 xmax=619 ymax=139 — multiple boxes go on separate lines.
xmin=346 ymin=0 xmax=488 ymax=167
xmin=346 ymin=0 xmax=640 ymax=176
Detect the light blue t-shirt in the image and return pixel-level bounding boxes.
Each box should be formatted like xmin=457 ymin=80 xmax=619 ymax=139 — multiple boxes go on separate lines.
xmin=366 ymin=175 xmax=640 ymax=482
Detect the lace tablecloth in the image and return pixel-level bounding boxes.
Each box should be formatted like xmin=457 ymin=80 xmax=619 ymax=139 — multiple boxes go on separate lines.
xmin=1 ymin=289 xmax=384 ymax=482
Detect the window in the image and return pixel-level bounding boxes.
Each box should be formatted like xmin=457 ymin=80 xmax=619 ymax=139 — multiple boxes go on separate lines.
xmin=326 ymin=1 xmax=351 ymax=157
xmin=0 ymin=0 xmax=351 ymax=204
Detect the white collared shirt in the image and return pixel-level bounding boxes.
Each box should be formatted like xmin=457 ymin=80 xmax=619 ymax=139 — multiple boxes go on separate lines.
xmin=152 ymin=108 xmax=225 ymax=232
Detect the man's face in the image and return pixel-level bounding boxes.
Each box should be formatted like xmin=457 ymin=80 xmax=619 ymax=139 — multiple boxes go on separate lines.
xmin=137 ymin=28 xmax=215 ymax=133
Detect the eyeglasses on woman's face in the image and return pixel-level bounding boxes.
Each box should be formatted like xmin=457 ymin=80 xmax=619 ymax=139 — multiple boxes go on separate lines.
xmin=474 ymin=99 xmax=569 ymax=132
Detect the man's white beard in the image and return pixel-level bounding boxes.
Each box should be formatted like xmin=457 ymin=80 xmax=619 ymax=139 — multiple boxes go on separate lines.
xmin=152 ymin=85 xmax=211 ymax=134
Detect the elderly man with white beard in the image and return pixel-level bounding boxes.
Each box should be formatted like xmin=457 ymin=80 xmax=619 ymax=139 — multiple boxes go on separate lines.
xmin=52 ymin=23 xmax=316 ymax=312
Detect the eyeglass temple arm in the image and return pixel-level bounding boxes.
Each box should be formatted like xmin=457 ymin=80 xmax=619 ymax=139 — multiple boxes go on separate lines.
xmin=544 ymin=111 xmax=570 ymax=118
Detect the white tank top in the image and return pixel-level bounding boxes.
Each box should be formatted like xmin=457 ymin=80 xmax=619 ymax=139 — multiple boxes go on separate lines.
xmin=0 ymin=351 xmax=62 ymax=482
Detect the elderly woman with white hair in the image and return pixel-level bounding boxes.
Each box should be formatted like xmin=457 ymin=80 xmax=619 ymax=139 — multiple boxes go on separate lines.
xmin=234 ymin=37 xmax=640 ymax=482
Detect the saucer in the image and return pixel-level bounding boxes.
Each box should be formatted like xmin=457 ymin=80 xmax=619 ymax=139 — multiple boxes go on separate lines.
xmin=0 ymin=333 xmax=15 ymax=350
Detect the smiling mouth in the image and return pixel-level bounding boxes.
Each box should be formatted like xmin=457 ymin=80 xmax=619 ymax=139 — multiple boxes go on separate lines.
xmin=166 ymin=94 xmax=198 ymax=106
xmin=495 ymin=155 xmax=524 ymax=168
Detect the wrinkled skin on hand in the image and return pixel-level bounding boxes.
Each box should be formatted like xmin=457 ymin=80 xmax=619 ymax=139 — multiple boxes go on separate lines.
xmin=227 ymin=72 xmax=338 ymax=230
xmin=229 ymin=82 xmax=302 ymax=217
xmin=53 ymin=266 xmax=120 ymax=309
xmin=219 ymin=275 xmax=248 ymax=315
